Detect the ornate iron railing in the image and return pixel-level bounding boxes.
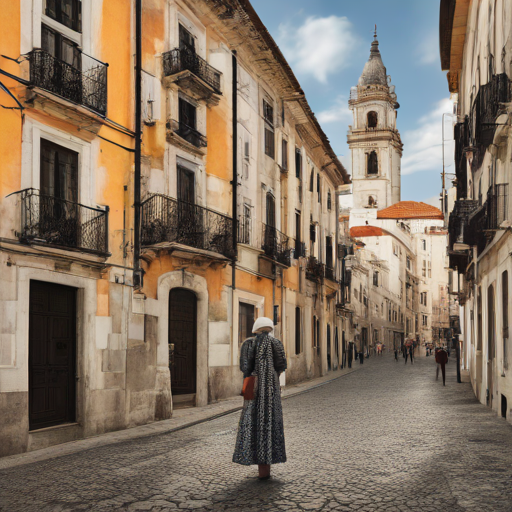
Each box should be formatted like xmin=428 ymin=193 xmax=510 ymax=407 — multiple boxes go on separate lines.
xmin=28 ymin=49 xmax=108 ymax=115
xmin=448 ymin=200 xmax=479 ymax=250
xmin=163 ymin=47 xmax=222 ymax=94
xmin=261 ymin=224 xmax=291 ymax=266
xmin=453 ymin=118 xmax=469 ymax=199
xmin=18 ymin=189 xmax=108 ymax=254
xmin=306 ymin=256 xmax=325 ymax=282
xmin=141 ymin=194 xmax=234 ymax=258
xmin=168 ymin=119 xmax=207 ymax=148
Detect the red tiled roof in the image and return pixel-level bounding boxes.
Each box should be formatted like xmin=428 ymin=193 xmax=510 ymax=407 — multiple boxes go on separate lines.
xmin=377 ymin=201 xmax=444 ymax=220
xmin=350 ymin=226 xmax=384 ymax=237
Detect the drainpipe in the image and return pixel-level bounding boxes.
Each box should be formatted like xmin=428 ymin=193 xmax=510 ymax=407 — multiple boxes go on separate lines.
xmin=231 ymin=51 xmax=238 ymax=290
xmin=133 ymin=0 xmax=142 ymax=288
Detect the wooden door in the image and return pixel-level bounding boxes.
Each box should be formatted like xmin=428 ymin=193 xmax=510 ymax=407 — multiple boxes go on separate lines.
xmin=29 ymin=281 xmax=76 ymax=430
xmin=169 ymin=289 xmax=197 ymax=395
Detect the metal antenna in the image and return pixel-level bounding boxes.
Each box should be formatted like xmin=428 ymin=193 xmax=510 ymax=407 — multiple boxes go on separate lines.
xmin=374 ymin=25 xmax=377 ymax=40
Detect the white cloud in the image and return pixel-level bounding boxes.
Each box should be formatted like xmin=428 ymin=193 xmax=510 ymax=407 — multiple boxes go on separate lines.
xmin=417 ymin=31 xmax=439 ymax=65
xmin=317 ymin=95 xmax=352 ymax=124
xmin=277 ymin=16 xmax=360 ymax=83
xmin=401 ymin=98 xmax=456 ymax=176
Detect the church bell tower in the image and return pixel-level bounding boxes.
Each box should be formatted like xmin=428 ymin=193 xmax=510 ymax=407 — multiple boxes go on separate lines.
xmin=347 ymin=30 xmax=403 ymax=210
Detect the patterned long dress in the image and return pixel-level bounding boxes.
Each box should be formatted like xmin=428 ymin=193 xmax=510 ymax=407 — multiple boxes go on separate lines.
xmin=232 ymin=333 xmax=287 ymax=466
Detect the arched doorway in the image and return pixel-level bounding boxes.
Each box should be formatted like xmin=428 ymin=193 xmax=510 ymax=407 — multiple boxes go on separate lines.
xmin=169 ymin=289 xmax=197 ymax=396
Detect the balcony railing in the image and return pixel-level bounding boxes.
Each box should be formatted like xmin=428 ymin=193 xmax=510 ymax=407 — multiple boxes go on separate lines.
xmin=141 ymin=194 xmax=234 ymax=259
xmin=306 ymin=256 xmax=325 ymax=282
xmin=18 ymin=189 xmax=109 ymax=254
xmin=163 ymin=47 xmax=221 ymax=94
xmin=28 ymin=49 xmax=108 ymax=115
xmin=448 ymin=199 xmax=479 ymax=250
xmin=262 ymin=224 xmax=291 ymax=267
xmin=168 ymin=119 xmax=207 ymax=148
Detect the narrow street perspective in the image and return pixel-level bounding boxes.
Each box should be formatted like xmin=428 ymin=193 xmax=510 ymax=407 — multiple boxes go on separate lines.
xmin=1 ymin=0 xmax=512 ymax=510
xmin=1 ymin=356 xmax=511 ymax=512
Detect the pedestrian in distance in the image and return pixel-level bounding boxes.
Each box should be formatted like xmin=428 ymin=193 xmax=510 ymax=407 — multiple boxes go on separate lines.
xmin=409 ymin=345 xmax=414 ymax=364
xmin=404 ymin=346 xmax=409 ymax=364
xmin=435 ymin=347 xmax=449 ymax=385
xmin=394 ymin=348 xmax=398 ymax=362
xmin=233 ymin=317 xmax=287 ymax=480
xmin=347 ymin=347 xmax=352 ymax=368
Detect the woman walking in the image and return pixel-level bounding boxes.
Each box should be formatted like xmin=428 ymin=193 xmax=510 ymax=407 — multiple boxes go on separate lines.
xmin=233 ymin=317 xmax=287 ymax=479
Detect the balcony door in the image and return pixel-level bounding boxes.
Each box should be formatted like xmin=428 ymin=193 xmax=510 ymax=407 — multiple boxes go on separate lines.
xmin=29 ymin=281 xmax=76 ymax=430
xmin=179 ymin=24 xmax=195 ymax=53
xmin=177 ymin=165 xmax=201 ymax=247
xmin=39 ymin=139 xmax=79 ymax=246
xmin=265 ymin=193 xmax=276 ymax=256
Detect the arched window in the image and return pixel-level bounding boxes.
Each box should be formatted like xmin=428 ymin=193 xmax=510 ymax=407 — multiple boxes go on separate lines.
xmin=367 ymin=151 xmax=378 ymax=175
xmin=367 ymin=111 xmax=378 ymax=129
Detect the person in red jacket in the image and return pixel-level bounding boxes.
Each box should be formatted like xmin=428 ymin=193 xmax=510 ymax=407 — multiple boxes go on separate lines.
xmin=435 ymin=348 xmax=449 ymax=385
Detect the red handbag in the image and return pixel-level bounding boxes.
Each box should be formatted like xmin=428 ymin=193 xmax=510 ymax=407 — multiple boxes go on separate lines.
xmin=241 ymin=375 xmax=258 ymax=400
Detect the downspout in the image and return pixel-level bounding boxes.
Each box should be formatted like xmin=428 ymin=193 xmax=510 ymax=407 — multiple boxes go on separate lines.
xmin=231 ymin=51 xmax=238 ymax=290
xmin=133 ymin=0 xmax=142 ymax=288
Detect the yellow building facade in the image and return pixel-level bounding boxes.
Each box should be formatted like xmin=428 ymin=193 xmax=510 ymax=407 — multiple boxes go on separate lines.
xmin=0 ymin=0 xmax=348 ymax=457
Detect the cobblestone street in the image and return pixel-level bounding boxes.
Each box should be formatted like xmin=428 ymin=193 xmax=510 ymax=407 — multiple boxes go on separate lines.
xmin=2 ymin=355 xmax=512 ymax=512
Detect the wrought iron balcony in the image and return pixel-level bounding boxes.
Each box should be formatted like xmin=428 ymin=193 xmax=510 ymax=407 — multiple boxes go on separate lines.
xmin=17 ymin=189 xmax=109 ymax=254
xmin=448 ymin=199 xmax=479 ymax=251
xmin=28 ymin=49 xmax=108 ymax=115
xmin=141 ymin=194 xmax=234 ymax=259
xmin=167 ymin=119 xmax=207 ymax=149
xmin=306 ymin=256 xmax=325 ymax=282
xmin=163 ymin=47 xmax=222 ymax=95
xmin=261 ymin=224 xmax=291 ymax=267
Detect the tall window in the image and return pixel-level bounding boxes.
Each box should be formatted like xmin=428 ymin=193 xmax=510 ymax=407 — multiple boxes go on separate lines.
xmin=295 ymin=307 xmax=301 ymax=354
xmin=422 ymin=239 xmax=426 ymax=251
xmin=326 ymin=236 xmax=333 ymax=269
xmin=477 ymin=287 xmax=482 ymax=351
xmin=179 ymin=98 xmax=197 ymax=131
xmin=295 ymin=212 xmax=301 ymax=256
xmin=177 ymin=165 xmax=195 ymax=204
xmin=422 ymin=260 xmax=427 ymax=277
xmin=45 ymin=0 xmax=82 ymax=32
xmin=40 ymin=139 xmax=78 ymax=202
xmin=281 ymin=139 xmax=288 ymax=170
xmin=312 ymin=315 xmax=317 ymax=349
xmin=243 ymin=133 xmax=250 ymax=179
xmin=238 ymin=303 xmax=255 ymax=344
xmin=263 ymin=100 xmax=274 ymax=159
xmin=367 ymin=151 xmax=378 ymax=175
xmin=317 ymin=174 xmax=321 ymax=203
xmin=373 ymin=272 xmax=379 ymax=287
xmin=503 ymin=271 xmax=509 ymax=369
xmin=266 ymin=192 xmax=276 ymax=227
xmin=309 ymin=169 xmax=314 ymax=192
xmin=488 ymin=284 xmax=496 ymax=360
xmin=367 ymin=111 xmax=378 ymax=129
xmin=179 ymin=24 xmax=195 ymax=51
xmin=295 ymin=149 xmax=302 ymax=179
xmin=327 ymin=190 xmax=332 ymax=210
xmin=42 ymin=24 xmax=80 ymax=67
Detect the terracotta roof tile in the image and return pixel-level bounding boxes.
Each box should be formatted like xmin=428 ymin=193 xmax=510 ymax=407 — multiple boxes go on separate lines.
xmin=350 ymin=226 xmax=384 ymax=237
xmin=377 ymin=201 xmax=444 ymax=220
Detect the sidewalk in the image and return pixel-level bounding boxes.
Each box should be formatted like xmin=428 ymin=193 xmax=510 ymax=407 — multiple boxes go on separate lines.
xmin=0 ymin=363 xmax=361 ymax=470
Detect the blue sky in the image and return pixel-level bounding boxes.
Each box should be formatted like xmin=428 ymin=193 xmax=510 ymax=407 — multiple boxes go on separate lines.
xmin=252 ymin=0 xmax=455 ymax=203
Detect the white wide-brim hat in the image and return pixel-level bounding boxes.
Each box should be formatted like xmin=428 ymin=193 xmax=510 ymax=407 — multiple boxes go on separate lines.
xmin=252 ymin=316 xmax=274 ymax=333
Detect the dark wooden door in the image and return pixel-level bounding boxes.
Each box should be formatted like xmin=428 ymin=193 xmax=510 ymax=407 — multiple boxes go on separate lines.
xmin=29 ymin=281 xmax=76 ymax=430
xmin=169 ymin=289 xmax=197 ymax=395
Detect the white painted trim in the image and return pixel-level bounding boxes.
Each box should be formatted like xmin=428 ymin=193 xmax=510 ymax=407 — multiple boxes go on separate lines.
xmin=41 ymin=15 xmax=82 ymax=46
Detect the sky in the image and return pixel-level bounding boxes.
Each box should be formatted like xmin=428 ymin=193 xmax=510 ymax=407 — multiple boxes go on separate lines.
xmin=251 ymin=0 xmax=456 ymax=203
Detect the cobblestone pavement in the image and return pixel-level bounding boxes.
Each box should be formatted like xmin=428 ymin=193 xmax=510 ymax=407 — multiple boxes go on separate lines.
xmin=2 ymin=355 xmax=512 ymax=512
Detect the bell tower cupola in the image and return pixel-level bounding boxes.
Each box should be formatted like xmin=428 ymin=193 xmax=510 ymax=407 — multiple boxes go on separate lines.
xmin=347 ymin=29 xmax=403 ymax=210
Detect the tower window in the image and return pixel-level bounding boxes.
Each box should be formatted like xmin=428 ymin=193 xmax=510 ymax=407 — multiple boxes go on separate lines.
xmin=367 ymin=151 xmax=378 ymax=175
xmin=367 ymin=111 xmax=378 ymax=129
